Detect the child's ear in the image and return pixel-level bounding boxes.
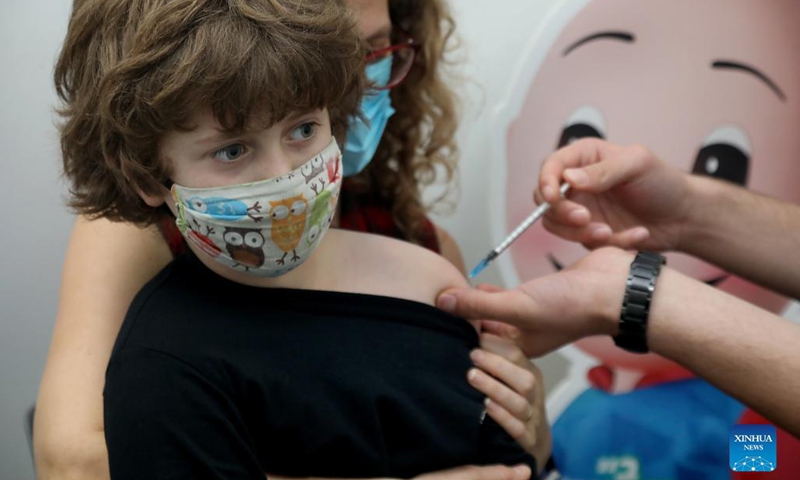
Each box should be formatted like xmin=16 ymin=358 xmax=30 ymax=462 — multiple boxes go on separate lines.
xmin=136 ymin=186 xmax=169 ymax=208
xmin=138 ymin=187 xmax=179 ymax=219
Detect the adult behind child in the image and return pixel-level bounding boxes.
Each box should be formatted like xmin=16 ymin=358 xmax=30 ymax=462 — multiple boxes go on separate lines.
xmin=34 ymin=0 xmax=547 ymax=479
xmin=55 ymin=0 xmax=537 ymax=476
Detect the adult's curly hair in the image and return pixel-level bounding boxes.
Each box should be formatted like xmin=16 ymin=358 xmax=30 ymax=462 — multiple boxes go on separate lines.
xmin=347 ymin=0 xmax=460 ymax=245
xmin=56 ymin=0 xmax=365 ymax=225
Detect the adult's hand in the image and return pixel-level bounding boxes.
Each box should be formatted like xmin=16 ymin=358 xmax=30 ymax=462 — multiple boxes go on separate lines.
xmin=469 ymin=319 xmax=551 ymax=469
xmin=537 ymin=137 xmax=800 ymax=301
xmin=437 ymin=248 xmax=631 ymax=358
xmin=537 ymin=138 xmax=692 ymax=251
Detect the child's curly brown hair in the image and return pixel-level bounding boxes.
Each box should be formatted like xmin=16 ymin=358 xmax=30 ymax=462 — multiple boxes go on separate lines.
xmin=56 ymin=0 xmax=365 ymax=225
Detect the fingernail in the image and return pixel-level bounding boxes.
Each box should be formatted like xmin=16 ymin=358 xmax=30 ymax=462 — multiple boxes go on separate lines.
xmin=484 ymin=397 xmax=492 ymax=406
xmin=568 ymin=208 xmax=589 ymax=224
xmin=542 ymin=185 xmax=555 ymax=201
xmin=437 ymin=294 xmax=456 ymax=312
xmin=632 ymin=227 xmax=649 ymax=243
xmin=564 ymin=168 xmax=589 ymax=187
xmin=470 ymin=349 xmax=483 ymax=362
xmin=467 ymin=368 xmax=479 ymax=382
xmin=513 ymin=464 xmax=532 ymax=479
xmin=590 ymin=224 xmax=612 ymax=240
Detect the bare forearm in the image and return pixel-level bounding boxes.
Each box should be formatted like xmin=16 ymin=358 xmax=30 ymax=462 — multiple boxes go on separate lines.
xmin=35 ymin=431 xmax=109 ymax=480
xmin=647 ymin=268 xmax=800 ymax=437
xmin=35 ymin=217 xmax=171 ymax=480
xmin=682 ymin=176 xmax=800 ymax=299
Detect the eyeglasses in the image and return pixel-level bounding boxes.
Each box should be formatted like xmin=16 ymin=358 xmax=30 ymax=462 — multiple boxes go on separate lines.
xmin=364 ymin=31 xmax=420 ymax=90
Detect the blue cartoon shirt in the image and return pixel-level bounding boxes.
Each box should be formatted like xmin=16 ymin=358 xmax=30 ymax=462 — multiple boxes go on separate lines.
xmin=552 ymin=379 xmax=745 ymax=480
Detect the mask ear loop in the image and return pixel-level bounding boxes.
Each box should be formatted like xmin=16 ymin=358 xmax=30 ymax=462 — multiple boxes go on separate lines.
xmin=162 ymin=179 xmax=182 ymax=226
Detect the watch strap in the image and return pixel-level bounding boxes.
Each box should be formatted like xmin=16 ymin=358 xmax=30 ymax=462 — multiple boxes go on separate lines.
xmin=614 ymin=251 xmax=666 ymax=353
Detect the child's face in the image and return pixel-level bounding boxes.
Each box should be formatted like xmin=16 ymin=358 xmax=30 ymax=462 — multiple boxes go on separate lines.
xmin=160 ymin=108 xmax=332 ymax=190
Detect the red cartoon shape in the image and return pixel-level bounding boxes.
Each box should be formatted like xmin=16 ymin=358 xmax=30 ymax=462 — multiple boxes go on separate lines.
xmin=327 ymin=154 xmax=341 ymax=184
xmin=188 ymin=229 xmax=221 ymax=258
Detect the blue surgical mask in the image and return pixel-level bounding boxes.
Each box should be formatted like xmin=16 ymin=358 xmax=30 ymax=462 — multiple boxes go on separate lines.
xmin=343 ymin=55 xmax=396 ymax=177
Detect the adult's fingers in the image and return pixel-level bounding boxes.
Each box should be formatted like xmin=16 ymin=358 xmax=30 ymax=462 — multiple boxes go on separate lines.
xmin=543 ymin=198 xmax=591 ymax=227
xmin=539 ymin=138 xmax=612 ymax=202
xmin=484 ymin=399 xmax=533 ymax=453
xmin=479 ymin=319 xmax=522 ymax=342
xmin=483 ymin=324 xmax=574 ymax=358
xmin=541 ymin=217 xmax=613 ymax=247
xmin=541 ymin=215 xmax=649 ymax=251
xmin=562 ymin=143 xmax=654 ymax=194
xmin=474 ymin=337 xmax=535 ymax=398
xmin=606 ymin=226 xmax=651 ymax=249
xmin=468 ymin=366 xmax=531 ymax=422
xmin=437 ymin=288 xmax=537 ymax=324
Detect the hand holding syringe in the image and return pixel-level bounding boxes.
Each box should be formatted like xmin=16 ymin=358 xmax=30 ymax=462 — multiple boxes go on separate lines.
xmin=468 ymin=183 xmax=571 ymax=279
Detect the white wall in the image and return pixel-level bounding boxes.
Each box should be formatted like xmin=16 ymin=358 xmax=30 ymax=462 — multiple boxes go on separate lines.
xmin=0 ymin=1 xmax=564 ymax=478
xmin=1 ymin=2 xmax=76 ymax=479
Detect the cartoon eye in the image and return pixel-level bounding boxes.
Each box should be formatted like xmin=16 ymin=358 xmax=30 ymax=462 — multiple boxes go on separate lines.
xmin=223 ymin=231 xmax=244 ymax=246
xmin=244 ymin=231 xmax=264 ymax=248
xmin=271 ymin=205 xmax=289 ymax=220
xmin=692 ymin=125 xmax=750 ymax=186
xmin=311 ymin=155 xmax=323 ymax=168
xmin=301 ymin=162 xmax=313 ymax=177
xmin=188 ymin=197 xmax=208 ymax=213
xmin=556 ymin=105 xmax=607 ymax=149
xmin=290 ymin=200 xmax=307 ymax=215
xmin=307 ymin=225 xmax=320 ymax=244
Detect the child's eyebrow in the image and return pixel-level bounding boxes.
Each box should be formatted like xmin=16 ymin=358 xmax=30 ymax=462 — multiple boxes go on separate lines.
xmin=196 ymin=131 xmax=233 ymax=146
xmin=285 ymin=108 xmax=319 ymax=121
xmin=193 ymin=109 xmax=322 ymax=146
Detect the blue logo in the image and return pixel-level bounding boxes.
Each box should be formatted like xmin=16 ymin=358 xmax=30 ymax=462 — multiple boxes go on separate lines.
xmin=729 ymin=424 xmax=777 ymax=472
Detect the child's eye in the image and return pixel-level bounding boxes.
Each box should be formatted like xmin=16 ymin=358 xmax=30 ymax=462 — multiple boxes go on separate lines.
xmin=213 ymin=144 xmax=247 ymax=162
xmin=288 ymin=122 xmax=317 ymax=142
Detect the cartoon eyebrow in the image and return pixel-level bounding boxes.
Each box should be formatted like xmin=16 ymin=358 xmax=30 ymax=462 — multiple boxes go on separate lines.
xmin=563 ymin=31 xmax=635 ymax=57
xmin=712 ymin=60 xmax=786 ymax=102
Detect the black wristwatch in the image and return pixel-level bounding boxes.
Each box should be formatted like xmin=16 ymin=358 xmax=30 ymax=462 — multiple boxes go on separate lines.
xmin=614 ymin=251 xmax=666 ymax=353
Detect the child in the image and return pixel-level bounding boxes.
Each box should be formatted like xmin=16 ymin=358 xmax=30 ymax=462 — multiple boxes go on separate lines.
xmin=55 ymin=0 xmax=536 ymax=478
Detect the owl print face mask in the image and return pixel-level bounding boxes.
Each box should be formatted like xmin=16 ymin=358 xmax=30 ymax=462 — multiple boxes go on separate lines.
xmin=171 ymin=138 xmax=342 ymax=277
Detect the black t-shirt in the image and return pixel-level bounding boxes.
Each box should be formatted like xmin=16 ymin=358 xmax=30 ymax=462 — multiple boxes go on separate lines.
xmin=104 ymin=253 xmax=536 ymax=479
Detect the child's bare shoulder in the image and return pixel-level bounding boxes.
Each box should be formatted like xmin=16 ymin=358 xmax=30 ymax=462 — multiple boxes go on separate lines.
xmin=331 ymin=229 xmax=468 ymax=306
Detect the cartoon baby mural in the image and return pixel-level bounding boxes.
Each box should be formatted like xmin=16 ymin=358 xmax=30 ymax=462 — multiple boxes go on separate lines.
xmin=494 ymin=0 xmax=800 ymax=478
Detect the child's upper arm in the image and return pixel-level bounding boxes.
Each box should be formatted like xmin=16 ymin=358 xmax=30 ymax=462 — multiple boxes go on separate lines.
xmin=348 ymin=231 xmax=469 ymax=307
xmin=434 ymin=224 xmax=467 ymax=277
xmin=35 ymin=216 xmax=173 ymax=470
